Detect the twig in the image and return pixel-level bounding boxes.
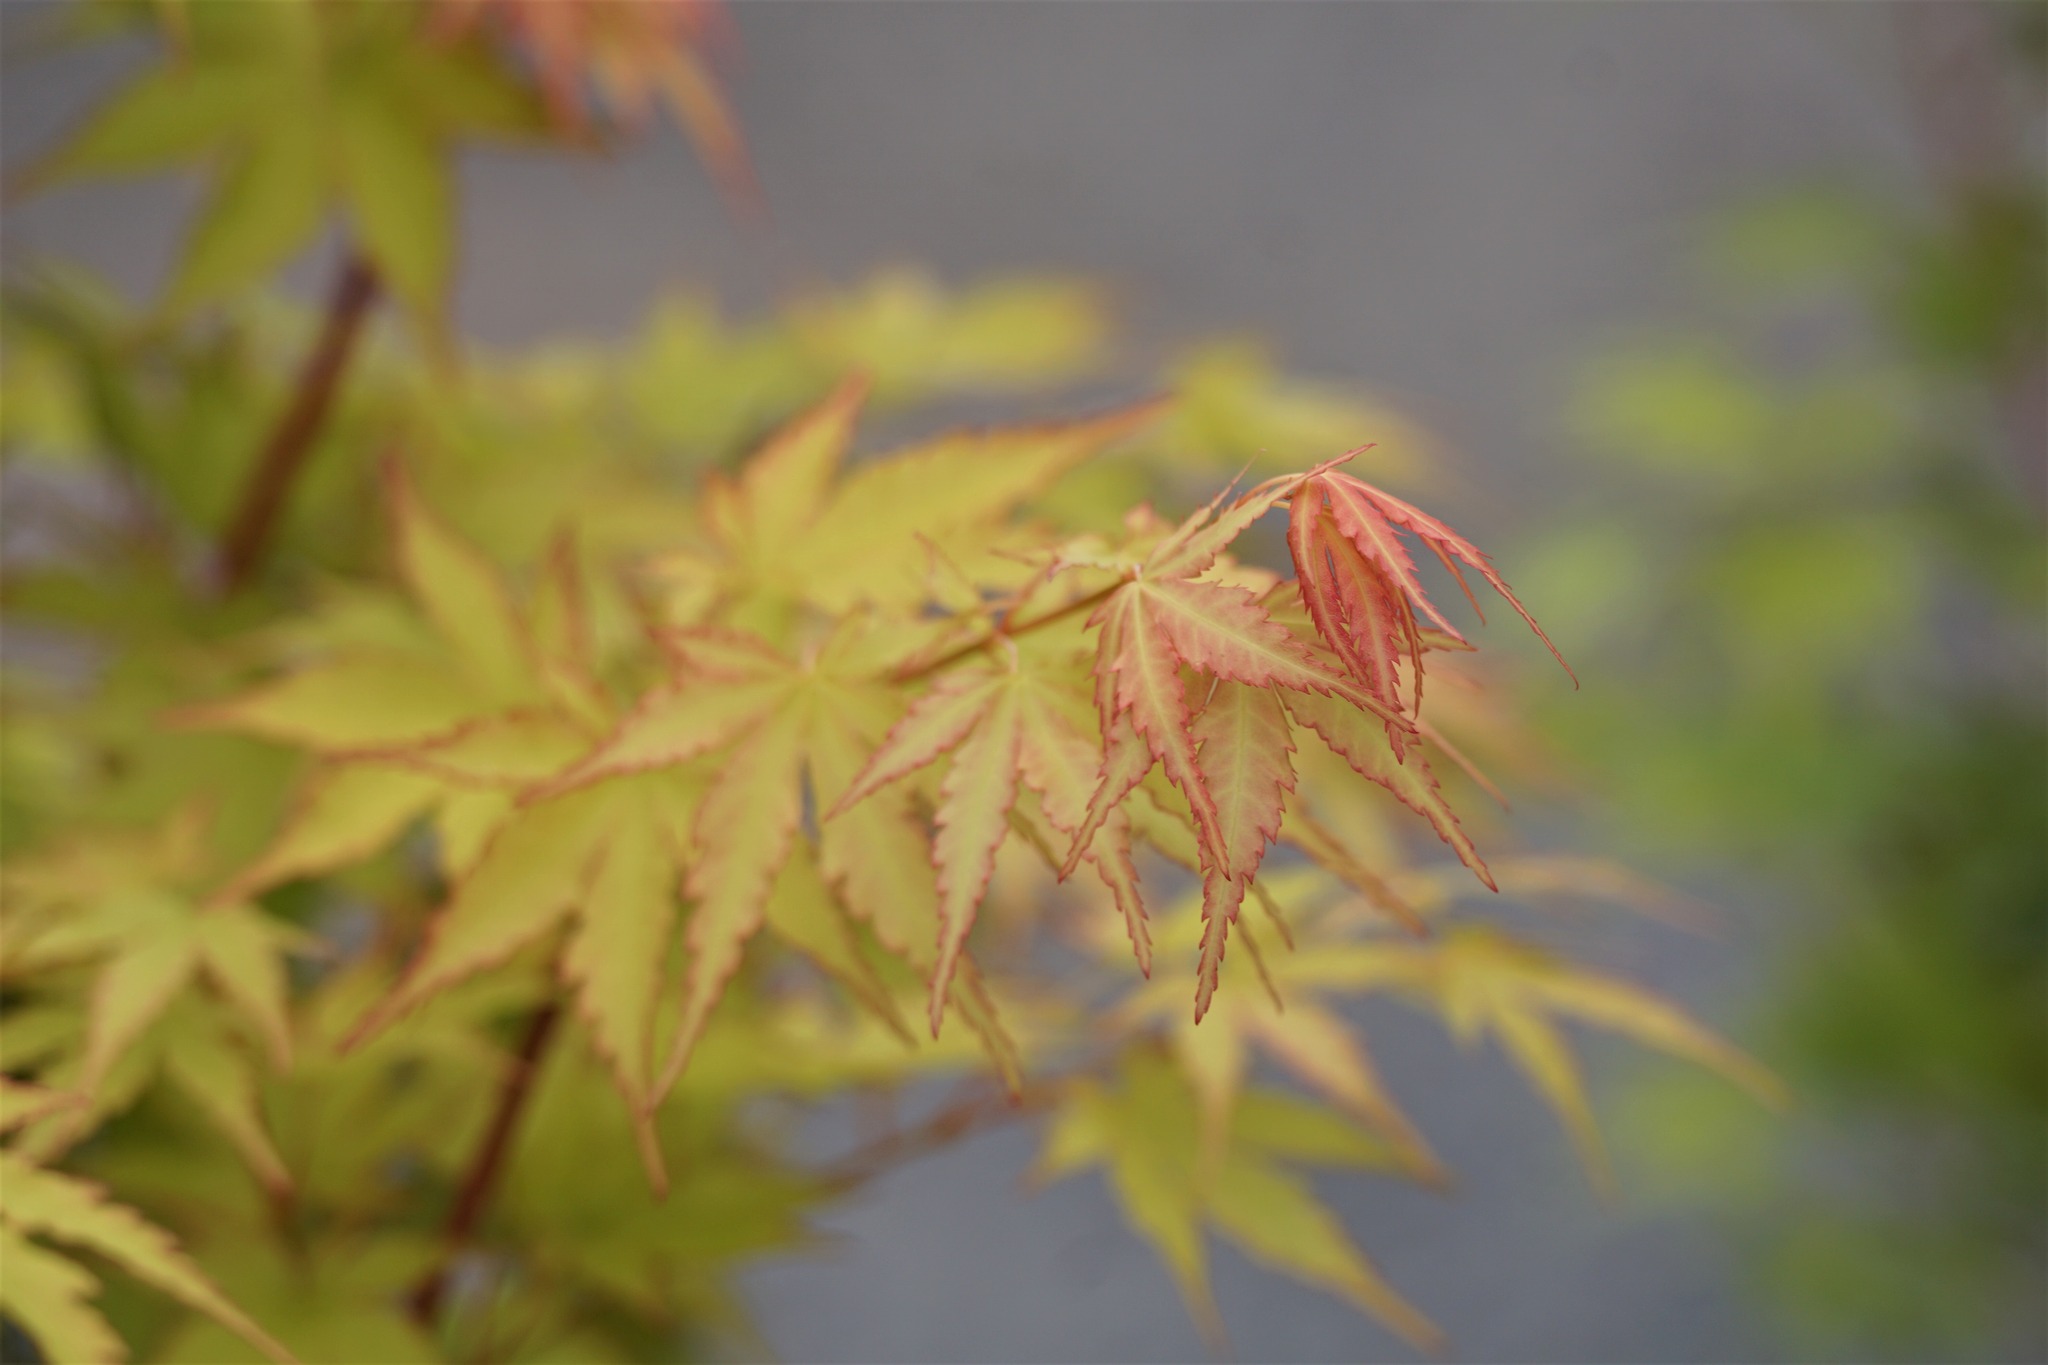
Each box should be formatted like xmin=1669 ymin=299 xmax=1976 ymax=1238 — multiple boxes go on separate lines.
xmin=894 ymin=580 xmax=1124 ymax=684
xmin=216 ymin=253 xmax=380 ymax=592
xmin=405 ymin=1001 xmax=562 ymax=1328
xmin=817 ymin=1082 xmax=1055 ymax=1192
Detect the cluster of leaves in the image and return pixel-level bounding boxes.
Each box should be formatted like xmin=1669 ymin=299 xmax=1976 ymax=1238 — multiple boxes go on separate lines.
xmin=1 ymin=2 xmax=1781 ymax=1361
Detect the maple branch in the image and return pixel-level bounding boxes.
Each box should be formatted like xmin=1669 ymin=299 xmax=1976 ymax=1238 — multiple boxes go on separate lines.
xmin=817 ymin=1082 xmax=1056 ymax=1191
xmin=895 ymin=579 xmax=1125 ymax=683
xmin=406 ymin=1000 xmax=562 ymax=1328
xmin=216 ymin=252 xmax=380 ymax=593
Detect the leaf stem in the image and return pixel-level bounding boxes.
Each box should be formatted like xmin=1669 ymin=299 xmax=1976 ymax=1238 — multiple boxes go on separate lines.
xmin=405 ymin=1000 xmax=562 ymax=1329
xmin=895 ymin=579 xmax=1124 ymax=683
xmin=216 ymin=252 xmax=380 ymax=593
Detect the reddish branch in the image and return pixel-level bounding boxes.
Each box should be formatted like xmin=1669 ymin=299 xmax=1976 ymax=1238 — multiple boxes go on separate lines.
xmin=818 ymin=1082 xmax=1055 ymax=1192
xmin=895 ymin=579 xmax=1125 ymax=684
xmin=216 ymin=253 xmax=380 ymax=592
xmin=406 ymin=1002 xmax=562 ymax=1328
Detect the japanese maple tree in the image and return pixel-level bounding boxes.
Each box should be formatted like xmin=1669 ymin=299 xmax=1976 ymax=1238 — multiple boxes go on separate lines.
xmin=0 ymin=3 xmax=1779 ymax=1361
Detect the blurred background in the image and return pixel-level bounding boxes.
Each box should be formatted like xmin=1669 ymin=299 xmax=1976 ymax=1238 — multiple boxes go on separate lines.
xmin=4 ymin=2 xmax=2042 ymax=1362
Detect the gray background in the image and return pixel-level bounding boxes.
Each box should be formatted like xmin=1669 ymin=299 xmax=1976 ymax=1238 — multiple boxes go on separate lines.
xmin=1 ymin=4 xmax=1930 ymax=1361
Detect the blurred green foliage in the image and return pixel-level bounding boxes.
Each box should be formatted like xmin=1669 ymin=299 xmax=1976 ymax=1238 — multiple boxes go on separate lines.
xmin=1523 ymin=114 xmax=2046 ymax=1359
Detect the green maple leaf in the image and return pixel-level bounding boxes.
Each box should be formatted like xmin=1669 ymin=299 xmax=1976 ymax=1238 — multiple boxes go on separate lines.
xmin=1034 ymin=1049 xmax=1441 ymax=1354
xmin=16 ymin=1 xmax=544 ymax=341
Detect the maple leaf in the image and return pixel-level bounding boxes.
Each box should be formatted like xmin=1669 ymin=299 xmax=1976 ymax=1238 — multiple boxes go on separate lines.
xmin=1034 ymin=1050 xmax=1441 ymax=1354
xmin=1292 ymin=925 xmax=1786 ymax=1196
xmin=1285 ymin=468 xmax=1573 ymax=734
xmin=14 ymin=2 xmax=545 ymax=338
xmin=1285 ymin=687 xmax=1494 ymax=891
xmin=682 ymin=380 xmax=1165 ymax=618
xmin=827 ymin=659 xmax=1163 ymax=1027
xmin=1048 ymin=461 xmax=1436 ymax=1014
xmin=1189 ymin=681 xmax=1295 ymax=1020
xmin=0 ymin=811 xmax=308 ymax=1186
xmin=1115 ymin=869 xmax=1444 ymax=1186
xmin=807 ymin=674 xmax=1026 ymax=1087
xmin=182 ymin=464 xmax=602 ymax=905
xmin=434 ymin=0 xmax=759 ymax=211
xmin=0 ymin=1143 xmax=296 ymax=1365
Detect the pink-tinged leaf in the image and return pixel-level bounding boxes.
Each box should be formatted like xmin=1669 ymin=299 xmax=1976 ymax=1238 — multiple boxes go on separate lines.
xmin=1102 ymin=591 xmax=1229 ymax=876
xmin=343 ymin=789 xmax=610 ymax=1049
xmin=1145 ymin=450 xmax=1362 ymax=582
xmin=1188 ymin=681 xmax=1294 ymax=1020
xmin=1287 ymin=497 xmax=1419 ymax=740
xmin=1089 ymin=826 xmax=1152 ymax=980
xmin=1088 ymin=580 xmax=1131 ymax=739
xmin=1335 ymin=474 xmax=1575 ymax=684
xmin=809 ymin=691 xmax=946 ymax=959
xmin=658 ymin=703 xmax=809 ymax=1095
xmin=1192 ymin=681 xmax=1294 ymax=883
xmin=928 ymin=681 xmax=1025 ymax=1033
xmin=825 ymin=669 xmax=1003 ymax=819
xmin=1312 ymin=474 xmax=1465 ymax=641
xmin=1057 ymin=711 xmax=1154 ymax=882
xmin=1016 ymin=683 xmax=1151 ymax=975
xmin=1194 ymin=868 xmax=1249 ymax=1023
xmin=527 ymin=677 xmax=786 ymax=801
xmin=1286 ymin=690 xmax=1495 ymax=891
xmin=1142 ymin=579 xmax=1410 ymax=732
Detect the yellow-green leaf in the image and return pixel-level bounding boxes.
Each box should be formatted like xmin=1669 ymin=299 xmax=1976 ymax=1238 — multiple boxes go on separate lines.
xmin=928 ymin=678 xmax=1024 ymax=1032
xmin=178 ymin=656 xmax=482 ymax=754
xmin=335 ymin=90 xmax=452 ymax=329
xmin=762 ymin=843 xmax=910 ymax=1042
xmin=1208 ymin=1153 xmax=1441 ymax=1353
xmin=659 ymin=702 xmax=809 ymax=1091
xmin=0 ymin=1151 xmax=295 ymax=1363
xmin=195 ymin=906 xmax=297 ymax=1068
xmin=386 ymin=463 xmax=535 ymax=702
xmin=345 ymin=789 xmax=610 ymax=1047
xmin=163 ymin=119 xmax=327 ymax=310
xmin=216 ymin=763 xmax=442 ymax=903
xmin=0 ymin=1224 xmax=125 ymax=1365
xmin=84 ymin=907 xmax=199 ymax=1086
xmin=562 ymin=786 xmax=680 ymax=1113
